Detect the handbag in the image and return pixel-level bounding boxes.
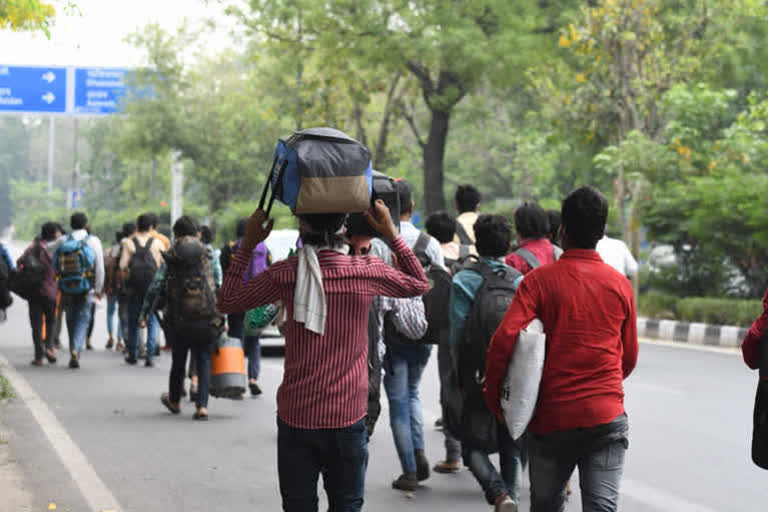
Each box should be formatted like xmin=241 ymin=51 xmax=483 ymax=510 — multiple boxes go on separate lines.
xmin=244 ymin=304 xmax=279 ymax=334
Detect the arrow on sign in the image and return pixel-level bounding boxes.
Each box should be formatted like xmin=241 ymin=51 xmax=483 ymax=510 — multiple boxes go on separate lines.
xmin=42 ymin=71 xmax=56 ymax=83
xmin=41 ymin=92 xmax=56 ymax=104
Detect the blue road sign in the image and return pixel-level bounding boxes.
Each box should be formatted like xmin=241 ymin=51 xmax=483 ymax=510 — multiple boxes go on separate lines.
xmin=0 ymin=65 xmax=67 ymax=113
xmin=74 ymin=67 xmax=129 ymax=115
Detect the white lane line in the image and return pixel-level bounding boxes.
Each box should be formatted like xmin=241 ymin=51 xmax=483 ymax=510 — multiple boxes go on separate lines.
xmin=0 ymin=353 xmax=123 ymax=512
xmin=622 ymin=478 xmax=718 ymax=512
xmin=640 ymin=337 xmax=741 ymax=356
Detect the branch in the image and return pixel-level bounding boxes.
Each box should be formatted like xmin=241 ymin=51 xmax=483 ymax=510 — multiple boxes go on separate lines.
xmin=402 ymin=110 xmax=426 ymax=149
xmin=406 ymin=61 xmax=434 ymax=98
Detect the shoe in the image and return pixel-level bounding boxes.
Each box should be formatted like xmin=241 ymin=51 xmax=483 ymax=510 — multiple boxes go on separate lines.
xmin=86 ymin=339 xmax=93 ymax=350
xmin=44 ymin=349 xmax=57 ymax=364
xmin=106 ymin=338 xmax=114 ymax=349
xmin=415 ymin=449 xmax=430 ymax=481
xmin=433 ymin=460 xmax=461 ymax=474
xmin=193 ymin=410 xmax=209 ymax=421
xmin=434 ymin=417 xmax=443 ymax=428
xmin=249 ymin=382 xmax=262 ymax=396
xmin=68 ymin=357 xmax=80 ymax=369
xmin=31 ymin=359 xmax=44 ymax=366
xmin=494 ymin=495 xmax=516 ymax=512
xmin=145 ymin=358 xmax=154 ymax=368
xmin=124 ymin=356 xmax=138 ymax=365
xmin=392 ymin=472 xmax=419 ymax=491
xmin=116 ymin=341 xmax=125 ymax=352
xmin=161 ymin=393 xmax=181 ymax=414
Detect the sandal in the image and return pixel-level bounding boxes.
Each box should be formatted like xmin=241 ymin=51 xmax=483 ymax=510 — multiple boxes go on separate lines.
xmin=44 ymin=348 xmax=57 ymax=364
xmin=161 ymin=393 xmax=181 ymax=414
xmin=193 ymin=410 xmax=209 ymax=421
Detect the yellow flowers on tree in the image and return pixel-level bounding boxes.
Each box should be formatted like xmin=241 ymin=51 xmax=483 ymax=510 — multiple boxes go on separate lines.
xmin=0 ymin=0 xmax=60 ymax=37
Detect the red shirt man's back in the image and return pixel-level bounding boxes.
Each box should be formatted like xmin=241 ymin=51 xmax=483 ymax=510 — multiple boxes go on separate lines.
xmin=484 ymin=249 xmax=638 ymax=434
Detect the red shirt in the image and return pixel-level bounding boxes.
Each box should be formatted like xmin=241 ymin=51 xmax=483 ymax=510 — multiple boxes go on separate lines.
xmin=741 ymin=289 xmax=768 ymax=378
xmin=217 ymin=236 xmax=428 ymax=429
xmin=505 ymin=238 xmax=558 ymax=274
xmin=484 ymin=249 xmax=638 ymax=434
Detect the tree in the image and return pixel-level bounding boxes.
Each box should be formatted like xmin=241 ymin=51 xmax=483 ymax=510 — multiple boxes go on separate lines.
xmin=231 ymin=0 xmax=579 ymax=214
xmin=0 ymin=1 xmax=76 ymax=37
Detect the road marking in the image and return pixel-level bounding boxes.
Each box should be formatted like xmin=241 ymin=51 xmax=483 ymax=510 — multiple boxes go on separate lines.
xmin=0 ymin=353 xmax=123 ymax=512
xmin=640 ymin=337 xmax=740 ymax=356
xmin=622 ymin=478 xmax=718 ymax=512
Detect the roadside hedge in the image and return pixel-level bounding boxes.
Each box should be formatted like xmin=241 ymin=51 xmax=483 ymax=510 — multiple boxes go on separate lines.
xmin=638 ymin=293 xmax=762 ymax=327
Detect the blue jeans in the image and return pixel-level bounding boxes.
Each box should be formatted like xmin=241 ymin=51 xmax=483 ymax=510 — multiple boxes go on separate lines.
xmin=528 ymin=413 xmax=629 ymax=512
xmin=106 ymin=295 xmax=121 ymax=338
xmin=277 ymin=417 xmax=367 ymax=512
xmin=127 ymin=295 xmax=157 ymax=359
xmin=383 ymin=344 xmax=431 ymax=474
xmin=64 ymin=294 xmax=92 ymax=355
xmin=242 ymin=333 xmax=260 ymax=380
xmin=465 ymin=420 xmax=523 ymax=504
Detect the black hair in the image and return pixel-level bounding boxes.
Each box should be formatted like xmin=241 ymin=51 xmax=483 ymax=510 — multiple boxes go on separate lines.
xmin=299 ymin=213 xmax=347 ymax=247
xmin=122 ymin=222 xmax=136 ymax=237
xmin=173 ymin=215 xmax=199 ymax=239
xmin=514 ymin=201 xmax=550 ymax=240
xmin=137 ymin=213 xmax=153 ymax=232
xmin=115 ymin=231 xmax=123 ymax=244
xmin=474 ymin=214 xmax=512 ymax=258
xmin=70 ymin=212 xmax=88 ymax=230
xmin=147 ymin=212 xmax=159 ymax=228
xmin=396 ymin=179 xmax=413 ymax=216
xmin=41 ymin=221 xmax=59 ymax=242
xmin=425 ymin=211 xmax=457 ymax=244
xmin=561 ymin=186 xmax=608 ymax=249
xmin=455 ymin=185 xmax=481 ymax=214
xmin=236 ymin=218 xmax=248 ymax=239
xmin=201 ymin=225 xmax=215 ymax=245
xmin=547 ymin=209 xmax=561 ymax=244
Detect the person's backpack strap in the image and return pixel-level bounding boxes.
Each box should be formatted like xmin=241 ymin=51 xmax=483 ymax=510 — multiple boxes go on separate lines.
xmin=514 ymin=247 xmax=541 ymax=270
xmin=413 ymin=232 xmax=431 ymax=268
xmin=459 ymin=244 xmax=471 ymax=260
xmin=456 ymin=221 xmax=473 ymax=245
xmin=553 ymin=244 xmax=563 ymax=260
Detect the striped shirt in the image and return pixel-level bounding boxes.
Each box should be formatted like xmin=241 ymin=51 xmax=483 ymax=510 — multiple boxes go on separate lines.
xmin=217 ymin=236 xmax=428 ymax=429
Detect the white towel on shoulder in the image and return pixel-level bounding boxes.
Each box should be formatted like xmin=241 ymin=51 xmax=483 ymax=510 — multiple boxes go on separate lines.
xmin=293 ymin=245 xmax=348 ymax=335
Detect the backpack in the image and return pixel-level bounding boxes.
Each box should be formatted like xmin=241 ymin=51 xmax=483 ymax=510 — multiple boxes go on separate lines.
xmin=53 ymin=235 xmax=96 ymax=295
xmin=0 ymin=245 xmax=11 ymax=309
xmin=164 ymin=237 xmax=221 ymax=343
xmin=514 ymin=243 xmax=563 ymax=271
xmin=9 ymin=243 xmax=47 ymax=301
xmin=458 ymin=261 xmax=522 ymax=453
xmin=126 ymin=237 xmax=158 ymax=298
xmin=445 ymin=244 xmax=474 ymax=274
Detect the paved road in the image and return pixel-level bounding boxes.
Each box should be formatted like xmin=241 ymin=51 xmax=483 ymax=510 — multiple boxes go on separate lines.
xmin=1 ymin=297 xmax=767 ymax=511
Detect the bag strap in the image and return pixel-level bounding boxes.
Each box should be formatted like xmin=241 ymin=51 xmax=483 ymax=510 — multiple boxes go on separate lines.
xmin=553 ymin=244 xmax=563 ymax=260
xmin=456 ymin=221 xmax=472 ymax=245
xmin=413 ymin=232 xmax=431 ymax=268
xmin=459 ymin=244 xmax=471 ymax=260
xmin=515 ymin=247 xmax=541 ymax=270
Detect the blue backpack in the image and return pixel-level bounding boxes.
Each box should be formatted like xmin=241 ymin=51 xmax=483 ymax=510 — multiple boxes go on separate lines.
xmin=259 ymin=127 xmax=372 ymax=215
xmin=53 ymin=235 xmax=96 ymax=295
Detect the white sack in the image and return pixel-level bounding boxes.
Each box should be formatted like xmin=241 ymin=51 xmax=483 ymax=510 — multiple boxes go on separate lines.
xmin=501 ymin=318 xmax=546 ymax=440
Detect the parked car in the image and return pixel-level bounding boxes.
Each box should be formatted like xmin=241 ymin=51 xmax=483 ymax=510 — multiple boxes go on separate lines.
xmin=260 ymin=229 xmax=300 ymax=344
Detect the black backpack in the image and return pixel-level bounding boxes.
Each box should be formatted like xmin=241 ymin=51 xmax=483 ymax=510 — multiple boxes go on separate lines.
xmin=9 ymin=243 xmax=47 ymax=301
xmin=458 ymin=260 xmax=521 ymax=453
xmin=0 ymin=245 xmax=11 ymax=309
xmin=127 ymin=237 xmax=158 ymax=298
xmin=413 ymin=232 xmax=452 ymax=345
xmin=164 ymin=237 xmax=221 ymax=343
xmin=445 ymin=244 xmax=474 ymax=274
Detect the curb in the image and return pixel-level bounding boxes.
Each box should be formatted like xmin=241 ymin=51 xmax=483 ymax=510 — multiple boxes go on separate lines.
xmin=638 ymin=317 xmax=748 ymax=348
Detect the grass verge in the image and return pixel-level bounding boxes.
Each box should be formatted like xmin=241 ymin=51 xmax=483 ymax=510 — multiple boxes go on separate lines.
xmin=0 ymin=372 xmax=14 ymax=400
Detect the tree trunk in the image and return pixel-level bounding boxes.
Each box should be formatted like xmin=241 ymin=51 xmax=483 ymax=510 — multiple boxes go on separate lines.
xmin=423 ymin=108 xmax=450 ymax=214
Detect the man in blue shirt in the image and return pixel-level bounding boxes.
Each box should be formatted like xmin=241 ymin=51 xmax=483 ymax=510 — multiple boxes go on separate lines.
xmin=450 ymin=214 xmax=521 ymax=512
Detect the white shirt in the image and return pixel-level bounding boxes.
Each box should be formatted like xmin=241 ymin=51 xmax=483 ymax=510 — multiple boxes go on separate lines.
xmin=47 ymin=229 xmax=106 ymax=293
xmin=596 ymin=236 xmax=638 ymax=278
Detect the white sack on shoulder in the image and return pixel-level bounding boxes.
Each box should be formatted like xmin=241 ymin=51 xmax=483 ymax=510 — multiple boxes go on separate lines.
xmin=501 ymin=318 xmax=546 ymax=440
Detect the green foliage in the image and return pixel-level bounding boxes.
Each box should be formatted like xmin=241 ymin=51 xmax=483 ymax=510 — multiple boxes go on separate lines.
xmin=0 ymin=372 xmax=13 ymax=400
xmin=638 ymin=291 xmax=679 ymax=320
xmin=9 ymin=180 xmax=67 ymax=240
xmin=638 ymin=292 xmax=761 ymax=326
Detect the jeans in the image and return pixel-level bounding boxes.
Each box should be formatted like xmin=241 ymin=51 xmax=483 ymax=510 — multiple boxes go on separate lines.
xmin=242 ymin=333 xmax=260 ymax=380
xmin=277 ymin=417 xmax=367 ymax=512
xmin=528 ymin=413 xmax=629 ymax=512
xmin=63 ymin=294 xmax=92 ymax=355
xmin=106 ymin=294 xmax=121 ymax=339
xmin=28 ymin=296 xmax=55 ymax=360
xmin=465 ymin=420 xmax=523 ymax=504
xmin=383 ymin=344 xmax=431 ymax=474
xmin=127 ymin=295 xmax=157 ymax=360
xmin=168 ymin=326 xmax=212 ymax=408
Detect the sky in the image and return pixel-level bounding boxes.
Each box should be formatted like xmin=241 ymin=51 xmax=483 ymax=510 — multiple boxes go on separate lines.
xmin=0 ymin=0 xmax=239 ymax=68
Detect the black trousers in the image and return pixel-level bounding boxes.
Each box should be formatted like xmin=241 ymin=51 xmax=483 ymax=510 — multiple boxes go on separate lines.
xmin=28 ymin=296 xmax=56 ymax=360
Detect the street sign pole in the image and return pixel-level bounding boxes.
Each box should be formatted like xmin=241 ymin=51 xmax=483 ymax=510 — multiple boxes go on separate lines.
xmin=170 ymin=150 xmax=183 ymax=236
xmin=47 ymin=116 xmax=55 ymax=194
